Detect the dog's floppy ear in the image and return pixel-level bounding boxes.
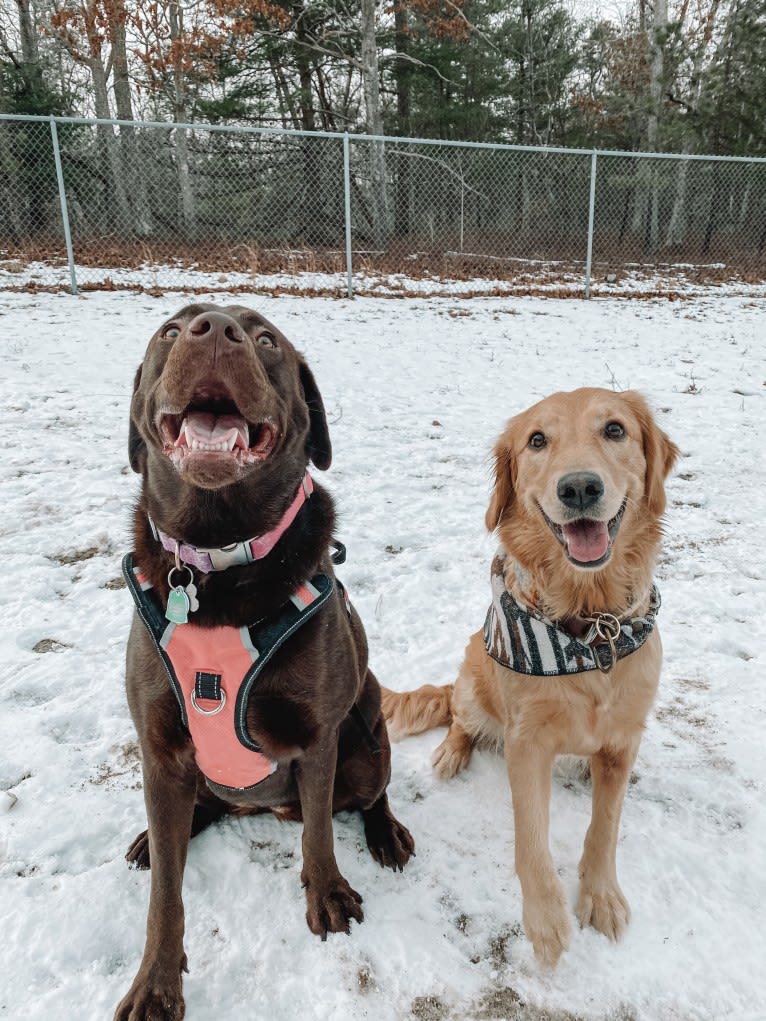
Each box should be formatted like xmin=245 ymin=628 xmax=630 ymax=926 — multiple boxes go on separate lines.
xmin=299 ymin=360 xmax=332 ymax=471
xmin=128 ymin=364 xmax=147 ymax=474
xmin=486 ymin=429 xmax=517 ymax=532
xmin=624 ymin=391 xmax=680 ymax=516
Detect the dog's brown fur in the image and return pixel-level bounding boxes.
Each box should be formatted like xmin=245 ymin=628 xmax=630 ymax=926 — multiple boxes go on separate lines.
xmin=383 ymin=388 xmax=678 ymax=967
xmin=116 ymin=305 xmax=413 ymax=1021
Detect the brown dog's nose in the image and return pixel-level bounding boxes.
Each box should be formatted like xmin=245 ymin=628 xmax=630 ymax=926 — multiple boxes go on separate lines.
xmin=187 ymin=311 xmax=247 ymax=346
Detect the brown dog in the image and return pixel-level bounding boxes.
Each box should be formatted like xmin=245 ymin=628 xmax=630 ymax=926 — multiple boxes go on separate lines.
xmin=115 ymin=305 xmax=413 ymax=1021
xmin=383 ymin=388 xmax=678 ymax=967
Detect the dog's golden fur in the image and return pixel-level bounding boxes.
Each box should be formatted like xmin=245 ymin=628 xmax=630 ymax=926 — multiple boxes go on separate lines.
xmin=382 ymin=387 xmax=679 ymax=966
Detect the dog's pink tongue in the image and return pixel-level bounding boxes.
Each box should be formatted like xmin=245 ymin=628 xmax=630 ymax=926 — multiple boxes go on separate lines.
xmin=562 ymin=519 xmax=609 ymax=563
xmin=180 ymin=411 xmax=248 ymax=449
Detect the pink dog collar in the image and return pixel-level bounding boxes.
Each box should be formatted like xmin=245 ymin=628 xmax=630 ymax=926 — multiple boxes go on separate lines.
xmin=150 ymin=473 xmax=313 ymax=573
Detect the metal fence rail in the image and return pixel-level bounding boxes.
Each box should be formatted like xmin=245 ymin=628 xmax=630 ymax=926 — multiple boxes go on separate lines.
xmin=1 ymin=113 xmax=765 ymax=296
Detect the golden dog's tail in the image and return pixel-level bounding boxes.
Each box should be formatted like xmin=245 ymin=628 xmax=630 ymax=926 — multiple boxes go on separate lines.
xmin=380 ymin=684 xmax=453 ymax=741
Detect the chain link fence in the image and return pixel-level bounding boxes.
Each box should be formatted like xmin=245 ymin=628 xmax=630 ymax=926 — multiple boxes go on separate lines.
xmin=1 ymin=113 xmax=765 ymax=296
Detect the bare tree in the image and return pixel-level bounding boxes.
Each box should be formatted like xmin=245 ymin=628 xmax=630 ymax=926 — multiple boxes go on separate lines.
xmin=48 ymin=0 xmax=132 ymax=229
xmin=361 ymin=0 xmax=388 ymax=244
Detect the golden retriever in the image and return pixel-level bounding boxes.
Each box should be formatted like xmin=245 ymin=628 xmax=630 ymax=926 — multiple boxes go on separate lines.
xmin=383 ymin=387 xmax=679 ymax=966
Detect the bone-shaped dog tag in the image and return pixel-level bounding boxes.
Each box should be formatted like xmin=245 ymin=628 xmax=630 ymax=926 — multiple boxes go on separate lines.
xmin=166 ymin=586 xmax=190 ymax=624
xmin=185 ymin=581 xmax=200 ymax=613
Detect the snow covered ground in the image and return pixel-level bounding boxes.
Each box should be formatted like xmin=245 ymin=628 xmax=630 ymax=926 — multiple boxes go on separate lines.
xmin=4 ymin=258 xmax=766 ymax=300
xmin=1 ymin=286 xmax=764 ymax=1021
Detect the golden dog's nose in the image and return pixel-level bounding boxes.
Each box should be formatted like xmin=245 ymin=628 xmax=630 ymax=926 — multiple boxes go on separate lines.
xmin=557 ymin=471 xmax=604 ymax=511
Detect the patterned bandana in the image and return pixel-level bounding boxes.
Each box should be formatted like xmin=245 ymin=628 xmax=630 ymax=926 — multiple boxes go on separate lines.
xmin=483 ymin=553 xmax=660 ymax=676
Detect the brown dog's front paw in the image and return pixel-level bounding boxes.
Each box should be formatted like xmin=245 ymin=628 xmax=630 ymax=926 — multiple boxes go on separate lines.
xmin=363 ymin=799 xmax=416 ymax=871
xmin=522 ymin=883 xmax=572 ymax=968
xmin=576 ymin=881 xmax=630 ymax=941
xmin=303 ymin=874 xmax=364 ymax=939
xmin=113 ymin=970 xmax=185 ymax=1021
xmin=125 ymin=829 xmax=151 ymax=870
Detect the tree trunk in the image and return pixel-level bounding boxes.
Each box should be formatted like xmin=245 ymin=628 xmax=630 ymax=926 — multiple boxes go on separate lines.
xmin=109 ymin=0 xmax=151 ymax=236
xmin=293 ymin=2 xmax=322 ymax=242
xmin=89 ymin=53 xmax=131 ymax=233
xmin=0 ymin=124 xmax=25 ymax=242
xmin=15 ymin=0 xmax=39 ymax=64
xmin=168 ymin=1 xmax=196 ymax=240
xmin=268 ymin=53 xmax=300 ymax=130
xmin=632 ymin=0 xmax=666 ymax=252
xmin=665 ymin=159 xmax=689 ymax=247
xmin=392 ymin=0 xmax=411 ymax=236
xmin=360 ymin=0 xmax=388 ymax=246
xmin=664 ymin=0 xmax=721 ymax=250
xmin=522 ymin=0 xmax=538 ymax=144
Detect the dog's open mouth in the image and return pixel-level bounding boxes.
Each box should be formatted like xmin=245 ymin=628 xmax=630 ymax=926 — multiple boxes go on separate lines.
xmin=159 ymin=396 xmax=277 ymax=467
xmin=541 ymin=500 xmax=626 ymax=568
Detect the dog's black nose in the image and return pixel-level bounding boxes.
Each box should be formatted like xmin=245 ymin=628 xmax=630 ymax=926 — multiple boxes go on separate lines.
xmin=557 ymin=471 xmax=604 ymax=511
xmin=187 ymin=311 xmax=247 ymax=346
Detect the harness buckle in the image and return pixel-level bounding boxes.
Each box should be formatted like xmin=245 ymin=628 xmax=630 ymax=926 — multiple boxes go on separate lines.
xmin=201 ymin=542 xmax=254 ymax=571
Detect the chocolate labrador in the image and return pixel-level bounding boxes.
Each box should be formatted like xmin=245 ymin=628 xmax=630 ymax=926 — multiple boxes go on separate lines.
xmin=115 ymin=305 xmax=414 ymax=1021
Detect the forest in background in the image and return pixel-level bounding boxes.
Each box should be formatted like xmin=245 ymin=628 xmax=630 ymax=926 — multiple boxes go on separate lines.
xmin=2 ymin=0 xmax=764 ymax=157
xmin=2 ymin=0 xmax=766 ymax=291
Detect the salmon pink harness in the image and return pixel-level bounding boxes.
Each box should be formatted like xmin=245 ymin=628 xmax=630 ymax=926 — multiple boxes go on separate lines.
xmin=123 ymin=552 xmax=336 ymax=792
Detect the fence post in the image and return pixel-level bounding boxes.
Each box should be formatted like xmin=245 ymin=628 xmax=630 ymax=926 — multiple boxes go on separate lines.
xmin=343 ymin=133 xmax=353 ymax=298
xmin=584 ymin=150 xmax=598 ymax=299
xmin=49 ymin=116 xmax=78 ymax=295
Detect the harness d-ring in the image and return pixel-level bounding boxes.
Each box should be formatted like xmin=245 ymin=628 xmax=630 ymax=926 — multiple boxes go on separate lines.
xmin=191 ymin=689 xmax=227 ymax=716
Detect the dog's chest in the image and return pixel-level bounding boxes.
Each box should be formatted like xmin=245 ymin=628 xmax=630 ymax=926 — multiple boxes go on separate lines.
xmin=504 ymin=662 xmax=646 ymax=757
xmin=124 ymin=553 xmax=335 ymax=793
xmin=553 ymin=658 xmax=654 ymax=755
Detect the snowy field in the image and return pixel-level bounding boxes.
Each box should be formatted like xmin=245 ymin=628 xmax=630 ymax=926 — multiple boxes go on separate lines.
xmin=4 ymin=258 xmax=766 ymax=299
xmin=1 ymin=286 xmax=764 ymax=1021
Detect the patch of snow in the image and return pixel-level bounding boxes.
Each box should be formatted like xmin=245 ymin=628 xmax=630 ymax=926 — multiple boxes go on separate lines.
xmin=0 ymin=286 xmax=764 ymax=1021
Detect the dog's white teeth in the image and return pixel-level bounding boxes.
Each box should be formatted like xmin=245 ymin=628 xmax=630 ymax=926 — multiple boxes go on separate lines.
xmin=188 ymin=439 xmax=233 ymax=452
xmin=175 ymin=417 xmax=189 ymax=448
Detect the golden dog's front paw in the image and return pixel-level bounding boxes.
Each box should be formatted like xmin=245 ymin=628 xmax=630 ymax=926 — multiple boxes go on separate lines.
xmin=576 ymin=881 xmax=631 ymax=941
xmin=522 ymin=883 xmax=572 ymax=968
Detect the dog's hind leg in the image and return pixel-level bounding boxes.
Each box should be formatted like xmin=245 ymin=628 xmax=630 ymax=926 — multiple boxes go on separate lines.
xmin=362 ymin=792 xmax=415 ymax=871
xmin=431 ymin=633 xmax=503 ymax=779
xmin=431 ymin=719 xmax=475 ymax=778
xmin=125 ymin=788 xmax=229 ymax=870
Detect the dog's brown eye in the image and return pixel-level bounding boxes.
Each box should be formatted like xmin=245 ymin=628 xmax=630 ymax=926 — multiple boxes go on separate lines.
xmin=257 ymin=332 xmax=276 ymax=348
xmin=604 ymin=421 xmax=625 ymax=440
xmin=162 ymin=325 xmax=180 ymax=339
xmin=528 ymin=431 xmax=546 ymax=449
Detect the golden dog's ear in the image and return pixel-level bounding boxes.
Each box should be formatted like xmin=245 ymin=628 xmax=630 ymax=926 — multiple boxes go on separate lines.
xmin=485 ymin=431 xmax=516 ymax=532
xmin=299 ymin=360 xmax=332 ymax=471
xmin=128 ymin=364 xmax=147 ymax=475
xmin=624 ymin=392 xmax=680 ymax=516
